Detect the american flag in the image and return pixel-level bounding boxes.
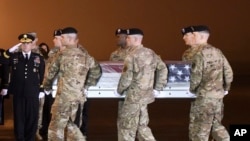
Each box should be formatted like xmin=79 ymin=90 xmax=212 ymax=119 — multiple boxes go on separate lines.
xmin=166 ymin=61 xmax=191 ymax=83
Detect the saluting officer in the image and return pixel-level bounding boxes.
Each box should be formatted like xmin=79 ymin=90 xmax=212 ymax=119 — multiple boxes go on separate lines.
xmin=4 ymin=33 xmax=45 ymax=141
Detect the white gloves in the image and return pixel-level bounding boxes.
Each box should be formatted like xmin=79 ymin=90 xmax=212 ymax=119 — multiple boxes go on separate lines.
xmin=44 ymin=89 xmax=57 ymax=98
xmin=84 ymin=89 xmax=88 ymax=96
xmin=0 ymin=89 xmax=8 ymax=96
xmin=153 ymin=89 xmax=160 ymax=97
xmin=114 ymin=91 xmax=122 ymax=97
xmin=39 ymin=92 xmax=45 ymax=98
xmin=51 ymin=91 xmax=56 ymax=98
xmin=224 ymin=91 xmax=228 ymax=95
xmin=9 ymin=43 xmax=22 ymax=53
xmin=44 ymin=90 xmax=51 ymax=95
xmin=187 ymin=92 xmax=196 ymax=98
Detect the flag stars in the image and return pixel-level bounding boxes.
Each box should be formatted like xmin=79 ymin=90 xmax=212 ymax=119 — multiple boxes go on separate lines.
xmin=169 ymin=76 xmax=176 ymax=82
xmin=184 ymin=76 xmax=190 ymax=82
xmin=169 ymin=64 xmax=176 ymax=71
xmin=177 ymin=70 xmax=183 ymax=76
xmin=184 ymin=65 xmax=191 ymax=70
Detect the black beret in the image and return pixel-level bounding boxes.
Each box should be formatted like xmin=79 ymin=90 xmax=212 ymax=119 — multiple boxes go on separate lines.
xmin=193 ymin=25 xmax=210 ymax=33
xmin=61 ymin=27 xmax=78 ymax=34
xmin=115 ymin=28 xmax=127 ymax=35
xmin=127 ymin=28 xmax=144 ymax=35
xmin=18 ymin=34 xmax=35 ymax=43
xmin=53 ymin=29 xmax=62 ymax=36
xmin=181 ymin=26 xmax=195 ymax=35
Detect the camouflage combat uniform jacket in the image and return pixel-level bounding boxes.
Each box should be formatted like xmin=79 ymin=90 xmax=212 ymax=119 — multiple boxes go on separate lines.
xmin=190 ymin=44 xmax=233 ymax=98
xmin=117 ymin=45 xmax=168 ymax=104
xmin=110 ymin=46 xmax=132 ymax=61
xmin=43 ymin=45 xmax=101 ymax=102
xmin=182 ymin=46 xmax=203 ymax=62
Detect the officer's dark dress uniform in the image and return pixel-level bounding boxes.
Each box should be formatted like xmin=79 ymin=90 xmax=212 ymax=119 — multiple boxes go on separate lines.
xmin=0 ymin=49 xmax=10 ymax=125
xmin=5 ymin=34 xmax=45 ymax=141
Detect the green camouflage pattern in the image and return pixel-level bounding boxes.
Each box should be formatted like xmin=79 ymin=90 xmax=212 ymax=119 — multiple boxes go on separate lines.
xmin=117 ymin=45 xmax=168 ymax=104
xmin=189 ymin=97 xmax=230 ymax=141
xmin=189 ymin=44 xmax=233 ymax=141
xmin=182 ymin=46 xmax=203 ymax=62
xmin=190 ymin=44 xmax=233 ymax=98
xmin=110 ymin=46 xmax=132 ymax=61
xmin=119 ymin=103 xmax=156 ymax=141
xmin=78 ymin=45 xmax=102 ymax=88
xmin=48 ymin=99 xmax=86 ymax=141
xmin=43 ymin=45 xmax=101 ymax=140
xmin=117 ymin=45 xmax=168 ymax=141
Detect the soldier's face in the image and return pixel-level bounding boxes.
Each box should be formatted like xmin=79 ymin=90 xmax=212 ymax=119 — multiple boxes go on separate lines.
xmin=21 ymin=42 xmax=33 ymax=53
xmin=53 ymin=36 xmax=62 ymax=47
xmin=60 ymin=34 xmax=70 ymax=46
xmin=126 ymin=35 xmax=136 ymax=47
xmin=116 ymin=34 xmax=127 ymax=47
xmin=183 ymin=33 xmax=195 ymax=46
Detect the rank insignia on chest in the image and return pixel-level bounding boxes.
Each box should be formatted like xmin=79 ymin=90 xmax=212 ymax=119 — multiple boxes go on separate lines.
xmin=33 ymin=68 xmax=36 ymax=72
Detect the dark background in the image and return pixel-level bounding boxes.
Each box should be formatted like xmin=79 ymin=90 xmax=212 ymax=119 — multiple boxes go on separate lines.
xmin=1 ymin=0 xmax=250 ymax=76
xmin=0 ymin=1 xmax=250 ymax=140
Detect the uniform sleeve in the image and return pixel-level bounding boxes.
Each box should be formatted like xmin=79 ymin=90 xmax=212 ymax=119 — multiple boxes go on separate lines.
xmin=182 ymin=49 xmax=189 ymax=61
xmin=222 ymin=54 xmax=233 ymax=91
xmin=109 ymin=51 xmax=115 ymax=61
xmin=182 ymin=48 xmax=192 ymax=61
xmin=39 ymin=56 xmax=46 ymax=91
xmin=109 ymin=50 xmax=119 ymax=61
xmin=117 ymin=56 xmax=133 ymax=94
xmin=0 ymin=50 xmax=10 ymax=89
xmin=154 ymin=55 xmax=168 ymax=90
xmin=84 ymin=55 xmax=102 ymax=89
xmin=190 ymin=53 xmax=203 ymax=94
xmin=42 ymin=53 xmax=60 ymax=90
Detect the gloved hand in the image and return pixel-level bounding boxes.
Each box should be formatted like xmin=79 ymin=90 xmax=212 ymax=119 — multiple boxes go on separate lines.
xmin=39 ymin=92 xmax=45 ymax=98
xmin=0 ymin=89 xmax=8 ymax=96
xmin=187 ymin=92 xmax=196 ymax=98
xmin=52 ymin=91 xmax=56 ymax=98
xmin=153 ymin=89 xmax=160 ymax=97
xmin=44 ymin=89 xmax=51 ymax=95
xmin=224 ymin=91 xmax=228 ymax=95
xmin=114 ymin=90 xmax=122 ymax=97
xmin=9 ymin=43 xmax=22 ymax=53
xmin=84 ymin=89 xmax=88 ymax=96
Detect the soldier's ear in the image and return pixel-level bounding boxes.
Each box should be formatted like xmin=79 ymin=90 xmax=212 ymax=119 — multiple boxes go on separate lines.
xmin=75 ymin=38 xmax=79 ymax=43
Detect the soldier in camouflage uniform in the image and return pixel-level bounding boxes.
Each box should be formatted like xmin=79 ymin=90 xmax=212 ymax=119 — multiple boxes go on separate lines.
xmin=181 ymin=26 xmax=203 ymax=62
xmin=181 ymin=26 xmax=212 ymax=140
xmin=188 ymin=25 xmax=233 ymax=141
xmin=109 ymin=28 xmax=134 ymax=140
xmin=117 ymin=28 xmax=168 ymax=141
xmin=39 ymin=29 xmax=63 ymax=140
xmin=110 ymin=28 xmax=132 ymax=61
xmin=43 ymin=27 xmax=101 ymax=141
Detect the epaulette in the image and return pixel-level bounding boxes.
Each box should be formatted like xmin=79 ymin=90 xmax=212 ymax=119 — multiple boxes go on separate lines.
xmin=3 ymin=51 xmax=10 ymax=59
